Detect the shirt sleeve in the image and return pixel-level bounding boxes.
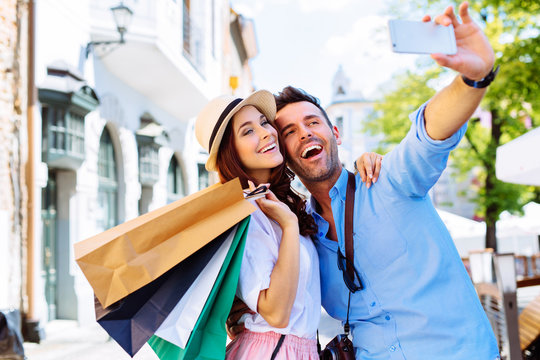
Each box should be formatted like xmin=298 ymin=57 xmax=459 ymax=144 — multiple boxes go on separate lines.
xmin=236 ymin=207 xmax=280 ymax=313
xmin=381 ymin=102 xmax=467 ymax=197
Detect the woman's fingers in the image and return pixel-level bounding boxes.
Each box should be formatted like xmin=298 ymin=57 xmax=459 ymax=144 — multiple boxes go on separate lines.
xmin=247 ymin=180 xmax=256 ymax=191
xmin=264 ymin=190 xmax=278 ymax=201
xmin=373 ymin=156 xmax=382 ymax=183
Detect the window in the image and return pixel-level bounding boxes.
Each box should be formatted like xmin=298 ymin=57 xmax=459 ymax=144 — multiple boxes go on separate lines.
xmin=336 ymin=116 xmax=344 ymax=134
xmin=182 ymin=0 xmax=191 ymax=54
xmin=182 ymin=0 xmax=205 ymax=75
xmin=97 ymin=128 xmax=118 ymax=232
xmin=38 ymin=66 xmax=98 ymax=170
xmin=198 ymin=163 xmax=209 ymax=190
xmin=41 ymin=106 xmax=85 ymax=166
xmin=167 ymin=156 xmax=185 ymax=203
xmin=139 ymin=144 xmax=160 ymax=186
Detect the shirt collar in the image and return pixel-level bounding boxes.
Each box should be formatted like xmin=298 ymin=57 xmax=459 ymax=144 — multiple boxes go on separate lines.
xmin=308 ymin=167 xmax=349 ymax=212
xmin=331 ymin=167 xmax=349 ymax=203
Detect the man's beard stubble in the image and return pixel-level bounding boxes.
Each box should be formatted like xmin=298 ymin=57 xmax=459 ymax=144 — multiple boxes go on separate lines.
xmin=287 ymin=138 xmax=342 ymax=185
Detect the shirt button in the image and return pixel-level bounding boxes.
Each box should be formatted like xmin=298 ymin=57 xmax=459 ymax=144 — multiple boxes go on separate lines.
xmin=318 ymin=232 xmax=324 ymax=237
xmin=389 ymin=345 xmax=396 ymax=352
xmin=370 ymin=302 xmax=376 ymax=307
xmin=385 ymin=315 xmax=391 ymax=321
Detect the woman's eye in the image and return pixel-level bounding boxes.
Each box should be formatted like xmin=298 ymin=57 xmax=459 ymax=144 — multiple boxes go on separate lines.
xmin=261 ymin=119 xmax=270 ymax=126
xmin=243 ymin=129 xmax=253 ymax=136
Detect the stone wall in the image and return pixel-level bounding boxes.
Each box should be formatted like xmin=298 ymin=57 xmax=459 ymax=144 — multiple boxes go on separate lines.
xmin=0 ymin=0 xmax=28 ymax=311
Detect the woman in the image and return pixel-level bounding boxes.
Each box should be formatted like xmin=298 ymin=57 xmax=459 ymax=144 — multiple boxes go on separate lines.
xmin=195 ymin=90 xmax=379 ymax=359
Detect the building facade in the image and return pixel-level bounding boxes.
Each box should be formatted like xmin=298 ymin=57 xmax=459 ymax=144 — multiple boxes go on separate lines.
xmin=325 ymin=66 xmax=377 ymax=171
xmin=1 ymin=0 xmax=260 ymax=337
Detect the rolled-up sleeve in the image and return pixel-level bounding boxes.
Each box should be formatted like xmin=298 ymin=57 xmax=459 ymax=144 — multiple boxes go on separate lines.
xmin=382 ymin=102 xmax=467 ymax=197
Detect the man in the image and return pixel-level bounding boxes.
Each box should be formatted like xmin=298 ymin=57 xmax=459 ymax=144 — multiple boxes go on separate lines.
xmin=273 ymin=3 xmax=499 ymax=360
xmin=230 ymin=3 xmax=500 ymax=359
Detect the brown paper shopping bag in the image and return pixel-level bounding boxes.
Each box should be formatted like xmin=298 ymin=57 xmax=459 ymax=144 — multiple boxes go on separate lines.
xmin=74 ymin=178 xmax=256 ymax=308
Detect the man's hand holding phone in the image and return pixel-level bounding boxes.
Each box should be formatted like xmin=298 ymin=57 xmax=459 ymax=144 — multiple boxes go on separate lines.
xmin=390 ymin=1 xmax=495 ymax=81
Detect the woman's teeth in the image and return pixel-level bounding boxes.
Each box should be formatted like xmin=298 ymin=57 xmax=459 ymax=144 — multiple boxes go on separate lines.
xmin=260 ymin=143 xmax=276 ymax=153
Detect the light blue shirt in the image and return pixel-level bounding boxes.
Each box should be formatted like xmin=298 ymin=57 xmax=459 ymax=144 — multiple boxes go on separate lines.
xmin=311 ymin=104 xmax=500 ymax=359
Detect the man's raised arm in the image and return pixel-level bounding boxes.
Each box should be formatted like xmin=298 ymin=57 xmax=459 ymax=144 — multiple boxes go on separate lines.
xmin=424 ymin=2 xmax=495 ymax=140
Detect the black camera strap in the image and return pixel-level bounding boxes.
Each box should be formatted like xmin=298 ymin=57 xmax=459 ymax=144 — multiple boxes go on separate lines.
xmin=344 ymin=171 xmax=355 ymax=335
xmin=345 ymin=171 xmax=356 ymax=283
xmin=316 ymin=171 xmax=356 ymax=354
xmin=270 ymin=334 xmax=286 ymax=360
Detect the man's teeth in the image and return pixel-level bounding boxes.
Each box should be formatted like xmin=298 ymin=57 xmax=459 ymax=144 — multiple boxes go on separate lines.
xmin=260 ymin=143 xmax=276 ymax=153
xmin=301 ymin=145 xmax=322 ymax=158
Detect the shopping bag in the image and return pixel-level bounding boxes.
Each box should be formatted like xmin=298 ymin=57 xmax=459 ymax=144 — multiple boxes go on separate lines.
xmin=148 ymin=217 xmax=250 ymax=360
xmin=154 ymin=225 xmax=237 ymax=348
xmin=94 ymin=227 xmax=232 ymax=357
xmin=74 ymin=178 xmax=255 ymax=308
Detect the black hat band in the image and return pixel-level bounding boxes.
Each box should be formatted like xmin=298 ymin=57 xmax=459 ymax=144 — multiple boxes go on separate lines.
xmin=208 ymin=98 xmax=242 ymax=151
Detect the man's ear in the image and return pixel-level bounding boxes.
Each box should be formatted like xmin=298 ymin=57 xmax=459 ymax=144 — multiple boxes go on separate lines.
xmin=332 ymin=125 xmax=342 ymax=145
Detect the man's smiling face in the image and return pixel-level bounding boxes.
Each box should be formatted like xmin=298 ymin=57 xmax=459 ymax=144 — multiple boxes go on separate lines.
xmin=275 ymin=101 xmax=342 ymax=184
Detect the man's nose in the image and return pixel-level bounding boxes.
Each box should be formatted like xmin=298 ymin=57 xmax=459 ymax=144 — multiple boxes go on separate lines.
xmin=299 ymin=126 xmax=312 ymax=140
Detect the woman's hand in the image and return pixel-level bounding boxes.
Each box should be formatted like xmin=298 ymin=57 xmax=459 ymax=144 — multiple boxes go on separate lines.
xmin=354 ymin=152 xmax=383 ymax=189
xmin=248 ymin=181 xmax=298 ymax=230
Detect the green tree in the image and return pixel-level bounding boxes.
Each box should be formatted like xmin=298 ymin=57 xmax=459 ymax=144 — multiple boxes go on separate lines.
xmin=365 ymin=0 xmax=539 ymax=250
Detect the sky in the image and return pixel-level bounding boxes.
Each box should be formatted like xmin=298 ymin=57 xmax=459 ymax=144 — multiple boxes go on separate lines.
xmin=230 ymin=0 xmax=438 ymax=107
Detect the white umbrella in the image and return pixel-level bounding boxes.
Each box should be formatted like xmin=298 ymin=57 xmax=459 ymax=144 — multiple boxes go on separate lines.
xmin=496 ymin=127 xmax=540 ymax=186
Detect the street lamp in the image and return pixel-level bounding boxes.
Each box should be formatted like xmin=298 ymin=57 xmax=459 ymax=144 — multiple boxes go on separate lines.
xmin=85 ymin=2 xmax=133 ymax=58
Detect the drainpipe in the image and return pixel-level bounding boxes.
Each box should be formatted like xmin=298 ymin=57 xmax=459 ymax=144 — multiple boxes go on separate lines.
xmin=25 ymin=0 xmax=37 ymax=337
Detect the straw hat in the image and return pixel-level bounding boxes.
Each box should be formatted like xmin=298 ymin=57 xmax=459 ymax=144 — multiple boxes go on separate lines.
xmin=195 ymin=90 xmax=276 ymax=172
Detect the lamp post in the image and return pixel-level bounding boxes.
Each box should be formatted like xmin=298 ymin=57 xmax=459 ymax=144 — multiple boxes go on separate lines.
xmin=86 ymin=2 xmax=133 ymax=58
xmin=494 ymin=253 xmax=522 ymax=360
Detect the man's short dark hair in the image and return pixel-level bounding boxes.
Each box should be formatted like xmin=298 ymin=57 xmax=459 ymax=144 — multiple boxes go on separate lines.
xmin=274 ymin=86 xmax=333 ymax=127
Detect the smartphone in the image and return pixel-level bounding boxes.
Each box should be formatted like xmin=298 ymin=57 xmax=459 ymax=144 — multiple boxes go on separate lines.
xmin=388 ymin=20 xmax=457 ymax=55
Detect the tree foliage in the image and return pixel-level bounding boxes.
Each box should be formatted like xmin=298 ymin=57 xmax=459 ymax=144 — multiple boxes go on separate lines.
xmin=365 ymin=0 xmax=539 ymax=250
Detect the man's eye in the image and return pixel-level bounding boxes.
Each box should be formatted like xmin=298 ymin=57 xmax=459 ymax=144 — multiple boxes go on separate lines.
xmin=284 ymin=130 xmax=294 ymax=137
xmin=309 ymin=121 xmax=318 ymax=126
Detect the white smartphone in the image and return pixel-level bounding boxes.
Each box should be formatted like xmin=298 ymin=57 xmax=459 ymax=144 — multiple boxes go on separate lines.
xmin=388 ymin=20 xmax=457 ymax=55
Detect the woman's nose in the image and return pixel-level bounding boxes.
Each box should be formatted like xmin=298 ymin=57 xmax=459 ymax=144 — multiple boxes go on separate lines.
xmin=259 ymin=126 xmax=271 ymax=139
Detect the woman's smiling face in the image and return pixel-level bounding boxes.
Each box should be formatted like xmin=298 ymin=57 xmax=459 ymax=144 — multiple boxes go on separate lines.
xmin=232 ymin=105 xmax=284 ymax=184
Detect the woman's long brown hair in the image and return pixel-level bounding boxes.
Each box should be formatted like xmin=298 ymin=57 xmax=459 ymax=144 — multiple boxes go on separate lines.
xmin=215 ymin=112 xmax=317 ymax=237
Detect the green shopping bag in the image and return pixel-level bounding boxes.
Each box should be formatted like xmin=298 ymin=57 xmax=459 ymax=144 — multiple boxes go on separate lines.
xmin=148 ymin=216 xmax=250 ymax=360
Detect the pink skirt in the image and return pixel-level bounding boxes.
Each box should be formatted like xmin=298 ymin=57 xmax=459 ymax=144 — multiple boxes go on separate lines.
xmin=226 ymin=330 xmax=318 ymax=360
